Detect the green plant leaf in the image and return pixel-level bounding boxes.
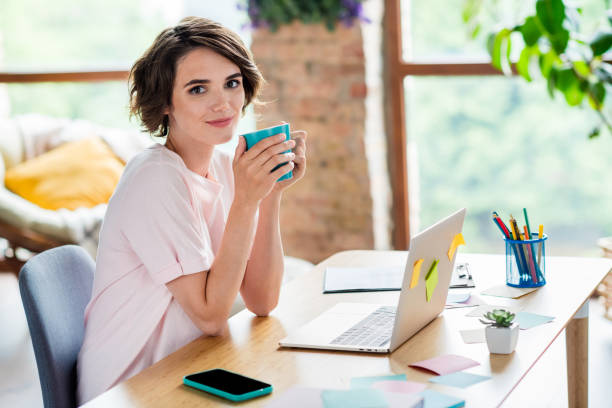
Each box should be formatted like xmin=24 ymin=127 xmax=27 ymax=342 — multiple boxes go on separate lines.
xmin=557 ymin=68 xmax=585 ymax=105
xmin=588 ymin=82 xmax=606 ymax=109
xmin=471 ymin=23 xmax=482 ymax=39
xmin=492 ymin=30 xmax=508 ymax=71
xmin=547 ymin=67 xmax=558 ymax=98
xmin=539 ymin=50 xmax=558 ymax=78
xmin=504 ymin=32 xmax=513 ymax=75
xmin=572 ymin=60 xmax=591 ymax=77
xmin=590 ymin=31 xmax=612 ymax=56
xmin=549 ymin=28 xmax=570 ymax=54
xmin=520 ymin=16 xmax=542 ymax=46
xmin=536 ymin=0 xmax=565 ymax=34
xmin=588 ymin=126 xmax=601 ymax=139
xmin=462 ymin=0 xmax=483 ymax=23
xmin=486 ymin=32 xmax=496 ymax=56
xmin=517 ymin=46 xmax=533 ymax=81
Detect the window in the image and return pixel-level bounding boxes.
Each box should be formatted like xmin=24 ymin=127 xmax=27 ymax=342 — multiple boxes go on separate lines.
xmin=0 ymin=0 xmax=255 ymax=146
xmin=385 ymin=0 xmax=611 ymax=255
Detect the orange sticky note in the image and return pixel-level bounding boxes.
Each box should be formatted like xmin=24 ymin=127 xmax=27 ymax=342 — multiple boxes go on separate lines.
xmin=447 ymin=233 xmax=466 ymax=261
xmin=425 ymin=259 xmax=439 ymax=302
xmin=410 ymin=259 xmax=424 ymax=288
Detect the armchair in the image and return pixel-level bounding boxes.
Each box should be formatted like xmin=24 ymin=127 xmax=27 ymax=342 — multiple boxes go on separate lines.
xmin=0 ymin=114 xmax=150 ymax=274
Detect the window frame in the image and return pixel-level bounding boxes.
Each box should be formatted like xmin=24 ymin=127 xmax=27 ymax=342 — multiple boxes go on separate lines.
xmin=383 ymin=0 xmax=524 ymax=249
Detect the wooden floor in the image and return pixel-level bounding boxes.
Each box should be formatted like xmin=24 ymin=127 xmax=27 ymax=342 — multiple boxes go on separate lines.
xmin=0 ymin=271 xmax=610 ymax=407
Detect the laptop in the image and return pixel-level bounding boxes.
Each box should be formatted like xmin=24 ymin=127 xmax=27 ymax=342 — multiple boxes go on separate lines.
xmin=279 ymin=208 xmax=466 ymax=353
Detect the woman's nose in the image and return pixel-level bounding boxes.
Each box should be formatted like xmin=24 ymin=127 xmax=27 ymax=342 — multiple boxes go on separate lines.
xmin=210 ymin=90 xmax=231 ymax=112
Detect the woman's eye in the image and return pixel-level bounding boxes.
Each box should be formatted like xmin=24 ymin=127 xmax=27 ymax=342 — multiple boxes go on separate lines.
xmin=189 ymin=86 xmax=206 ymax=95
xmin=226 ymin=79 xmax=241 ymax=89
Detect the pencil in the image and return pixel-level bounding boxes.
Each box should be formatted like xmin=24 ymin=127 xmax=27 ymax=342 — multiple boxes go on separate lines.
xmin=509 ymin=215 xmax=529 ymax=280
xmin=524 ymin=225 xmax=538 ymax=283
xmin=538 ymin=224 xmax=544 ymax=266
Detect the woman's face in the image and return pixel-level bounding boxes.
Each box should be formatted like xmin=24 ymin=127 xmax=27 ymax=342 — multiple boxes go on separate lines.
xmin=166 ymin=47 xmax=245 ymax=146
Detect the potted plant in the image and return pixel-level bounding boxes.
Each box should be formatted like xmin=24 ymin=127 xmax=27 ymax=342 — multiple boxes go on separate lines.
xmin=480 ymin=309 xmax=519 ymax=354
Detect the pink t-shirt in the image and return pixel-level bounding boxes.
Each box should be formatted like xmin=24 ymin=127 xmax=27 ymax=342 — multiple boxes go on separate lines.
xmin=77 ymin=143 xmax=235 ymax=404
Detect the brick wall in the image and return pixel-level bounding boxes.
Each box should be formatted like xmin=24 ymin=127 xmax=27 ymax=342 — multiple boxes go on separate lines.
xmin=251 ymin=21 xmax=375 ymax=263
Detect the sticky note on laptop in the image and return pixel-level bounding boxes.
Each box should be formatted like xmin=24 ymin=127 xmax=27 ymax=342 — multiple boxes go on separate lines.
xmin=425 ymin=259 xmax=439 ymax=302
xmin=447 ymin=233 xmax=465 ymax=261
xmin=410 ymin=259 xmax=424 ymax=289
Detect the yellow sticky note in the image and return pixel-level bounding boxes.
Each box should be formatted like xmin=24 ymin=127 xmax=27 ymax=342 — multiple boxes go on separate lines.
xmin=447 ymin=233 xmax=466 ymax=261
xmin=410 ymin=259 xmax=424 ymax=288
xmin=425 ymin=259 xmax=439 ymax=302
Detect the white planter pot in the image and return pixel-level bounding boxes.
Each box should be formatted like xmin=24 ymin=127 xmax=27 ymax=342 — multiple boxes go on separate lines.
xmin=485 ymin=323 xmax=519 ymax=354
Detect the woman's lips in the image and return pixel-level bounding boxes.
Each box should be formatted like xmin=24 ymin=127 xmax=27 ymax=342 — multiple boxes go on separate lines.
xmin=206 ymin=117 xmax=233 ymax=128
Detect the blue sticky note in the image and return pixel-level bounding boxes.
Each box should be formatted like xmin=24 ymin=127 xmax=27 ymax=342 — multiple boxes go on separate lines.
xmin=428 ymin=372 xmax=491 ymax=388
xmin=515 ymin=311 xmax=554 ymax=329
xmin=321 ymin=388 xmax=389 ymax=408
xmin=418 ymin=389 xmax=465 ymax=408
xmin=350 ymin=374 xmax=407 ymax=389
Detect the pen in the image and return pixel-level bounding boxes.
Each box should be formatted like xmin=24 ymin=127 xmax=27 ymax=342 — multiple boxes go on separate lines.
xmin=493 ymin=212 xmax=511 ymax=236
xmin=509 ymin=215 xmax=529 ymax=280
xmin=523 ymin=208 xmax=541 ymax=279
xmin=523 ymin=208 xmax=532 ymax=238
xmin=524 ymin=225 xmax=538 ymax=283
xmin=492 ymin=213 xmax=510 ymax=238
xmin=538 ymin=224 xmax=544 ymax=267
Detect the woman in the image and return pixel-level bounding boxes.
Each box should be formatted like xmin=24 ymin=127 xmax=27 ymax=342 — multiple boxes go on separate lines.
xmin=77 ymin=16 xmax=307 ymax=404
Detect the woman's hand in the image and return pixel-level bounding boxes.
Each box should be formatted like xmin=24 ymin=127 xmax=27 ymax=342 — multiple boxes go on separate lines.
xmin=272 ymin=130 xmax=307 ymax=193
xmin=232 ymin=133 xmax=296 ymax=207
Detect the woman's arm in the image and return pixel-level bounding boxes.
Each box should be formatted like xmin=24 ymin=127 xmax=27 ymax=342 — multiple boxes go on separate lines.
xmin=240 ymin=192 xmax=284 ymax=316
xmin=165 ymin=134 xmax=296 ymax=335
xmin=241 ymin=129 xmax=307 ymax=316
xmin=166 ymin=201 xmax=258 ymax=335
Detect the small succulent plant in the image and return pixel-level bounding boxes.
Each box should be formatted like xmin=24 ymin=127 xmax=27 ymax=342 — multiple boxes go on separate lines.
xmin=479 ymin=309 xmax=515 ymax=328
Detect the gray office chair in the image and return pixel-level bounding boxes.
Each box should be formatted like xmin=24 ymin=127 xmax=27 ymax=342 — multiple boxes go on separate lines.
xmin=18 ymin=245 xmax=94 ymax=408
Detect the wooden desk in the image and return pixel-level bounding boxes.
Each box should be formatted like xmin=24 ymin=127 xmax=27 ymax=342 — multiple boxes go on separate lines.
xmin=85 ymin=251 xmax=611 ymax=407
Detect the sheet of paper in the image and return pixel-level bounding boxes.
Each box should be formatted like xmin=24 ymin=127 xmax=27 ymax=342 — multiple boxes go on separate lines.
xmin=265 ymin=386 xmax=324 ymax=408
xmin=459 ymin=328 xmax=486 ymax=344
xmin=481 ymin=284 xmax=539 ymax=299
xmin=351 ymin=374 xmax=406 ymax=389
xmin=447 ymin=233 xmax=466 ymax=261
xmin=410 ymin=259 xmax=424 ymax=288
xmin=446 ymin=294 xmax=483 ymax=309
xmin=409 ymin=354 xmax=479 ymax=376
xmin=447 ymin=293 xmax=470 ymax=304
xmin=321 ymin=388 xmax=388 ymax=408
xmin=324 ymin=266 xmax=403 ymax=293
xmin=418 ymin=389 xmax=465 ymax=408
xmin=425 ymin=260 xmax=439 ymax=302
xmin=465 ymin=304 xmax=521 ymax=318
xmin=429 ymin=372 xmax=491 ymax=388
xmin=371 ymin=380 xmax=427 ymax=394
xmin=515 ymin=311 xmax=555 ymax=329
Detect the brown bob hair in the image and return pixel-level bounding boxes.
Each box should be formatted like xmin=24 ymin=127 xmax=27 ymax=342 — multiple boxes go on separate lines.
xmin=129 ymin=16 xmax=264 ymax=138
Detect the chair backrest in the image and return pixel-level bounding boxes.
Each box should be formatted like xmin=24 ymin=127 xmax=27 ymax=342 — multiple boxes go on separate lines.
xmin=19 ymin=245 xmax=94 ymax=408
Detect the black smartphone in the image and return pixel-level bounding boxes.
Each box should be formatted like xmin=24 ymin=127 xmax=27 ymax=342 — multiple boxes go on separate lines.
xmin=183 ymin=368 xmax=273 ymax=401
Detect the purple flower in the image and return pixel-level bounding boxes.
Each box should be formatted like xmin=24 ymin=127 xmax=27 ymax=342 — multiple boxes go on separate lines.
xmin=241 ymin=0 xmax=369 ymax=31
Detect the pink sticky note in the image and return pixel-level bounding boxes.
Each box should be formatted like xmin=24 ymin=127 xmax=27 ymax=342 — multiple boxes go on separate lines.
xmin=409 ymin=354 xmax=479 ymax=375
xmin=371 ymin=380 xmax=427 ymax=394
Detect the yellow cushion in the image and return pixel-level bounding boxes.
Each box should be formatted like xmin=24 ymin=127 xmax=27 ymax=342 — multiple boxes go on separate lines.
xmin=5 ymin=137 xmax=124 ymax=211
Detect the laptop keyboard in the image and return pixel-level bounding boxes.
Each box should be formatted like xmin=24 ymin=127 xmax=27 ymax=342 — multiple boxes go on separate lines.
xmin=330 ymin=306 xmax=396 ymax=348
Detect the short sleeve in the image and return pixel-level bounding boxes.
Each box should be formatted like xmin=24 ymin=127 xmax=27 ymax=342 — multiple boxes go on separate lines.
xmin=121 ymin=163 xmax=213 ymax=285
